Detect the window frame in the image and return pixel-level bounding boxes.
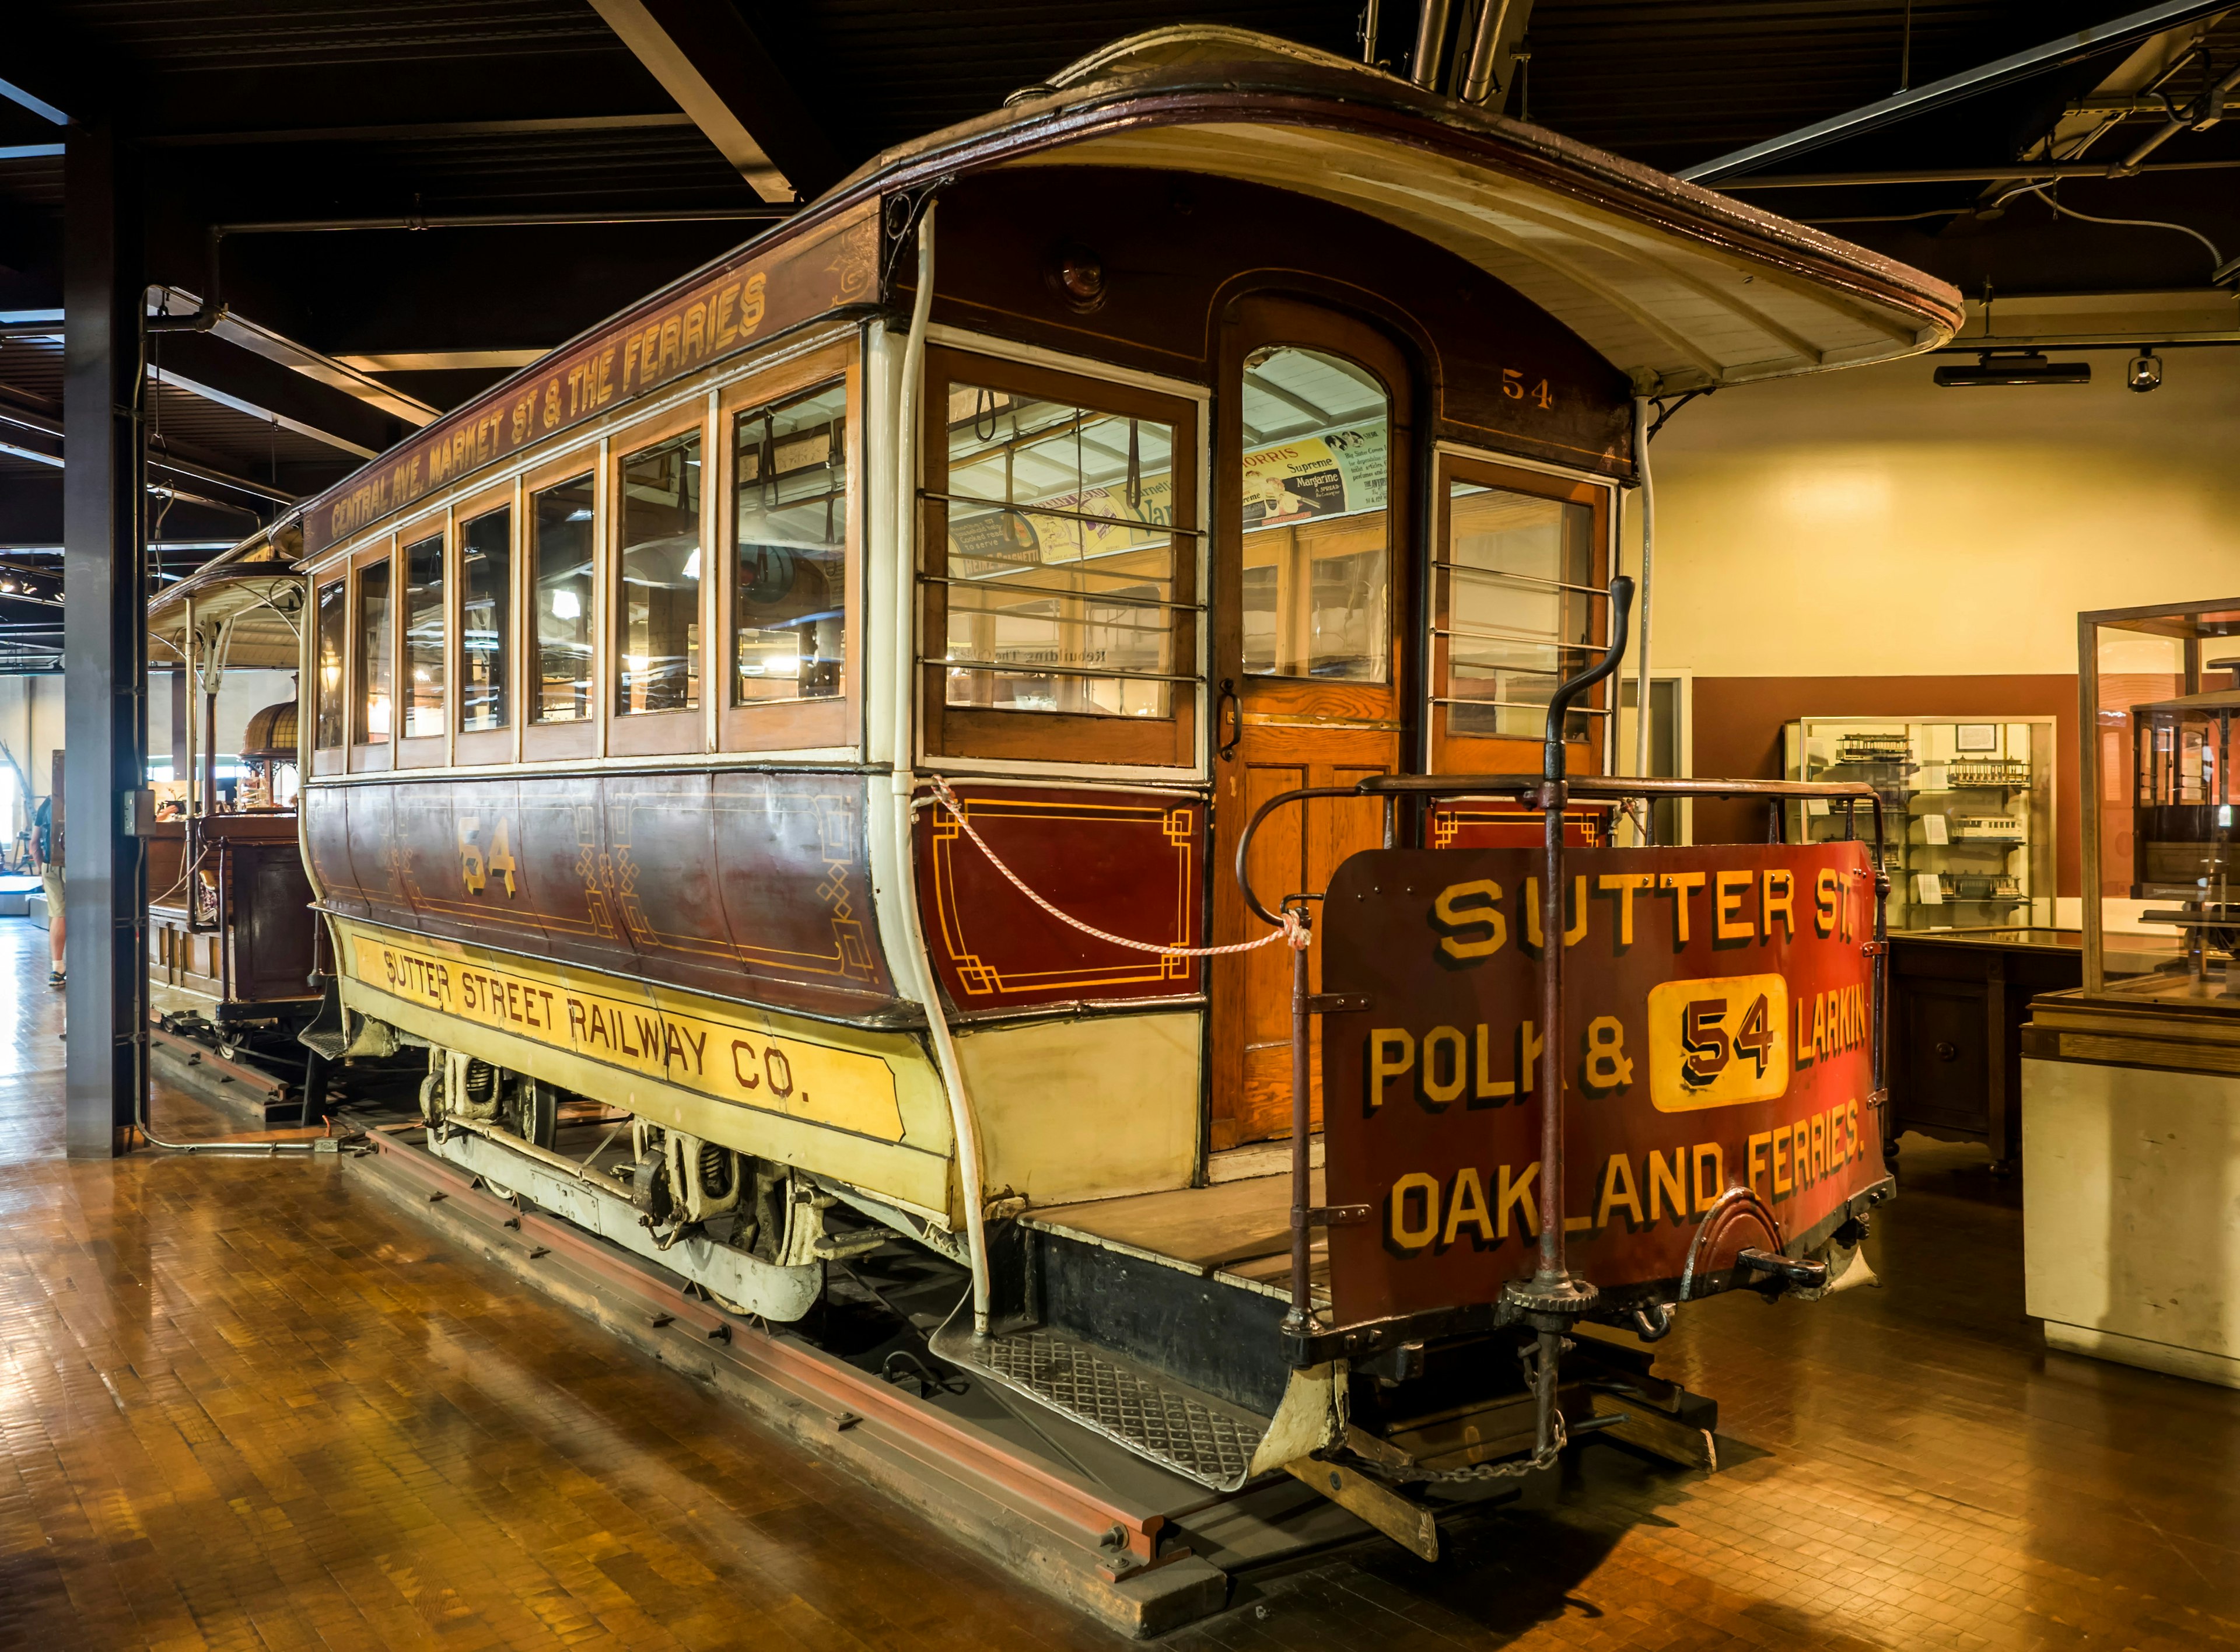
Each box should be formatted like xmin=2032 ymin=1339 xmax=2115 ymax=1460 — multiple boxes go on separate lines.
xmin=520 ymin=445 xmax=603 ymax=766
xmin=453 ymin=478 xmax=518 ymax=768
xmin=919 ymin=344 xmax=1201 ymax=769
xmin=311 ymin=572 xmax=349 ymax=775
xmin=716 ymin=340 xmax=859 ymax=754
xmin=348 ymin=538 xmax=396 ymax=773
xmin=1428 ymin=452 xmax=1615 ymax=775
xmin=608 ymin=400 xmax=713 ymax=760
xmin=394 ymin=507 xmax=450 ymax=769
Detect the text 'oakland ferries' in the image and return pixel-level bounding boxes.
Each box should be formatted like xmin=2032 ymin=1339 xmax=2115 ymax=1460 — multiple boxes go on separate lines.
xmin=1320 ymin=843 xmax=1885 ymax=1325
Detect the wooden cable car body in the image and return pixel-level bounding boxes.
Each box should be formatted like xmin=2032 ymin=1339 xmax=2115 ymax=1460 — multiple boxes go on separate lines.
xmin=290 ymin=30 xmax=1958 ymax=1530
xmin=145 ymin=542 xmax=324 ymax=1088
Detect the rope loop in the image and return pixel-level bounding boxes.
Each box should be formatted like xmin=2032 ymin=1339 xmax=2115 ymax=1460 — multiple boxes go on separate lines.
xmin=928 ymin=775 xmax=1308 ymax=957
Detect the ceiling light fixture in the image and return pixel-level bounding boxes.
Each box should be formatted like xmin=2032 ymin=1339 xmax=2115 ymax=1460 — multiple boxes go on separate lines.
xmin=2126 ymin=348 xmax=2164 ymax=392
xmin=1933 ymin=349 xmax=2091 ymax=387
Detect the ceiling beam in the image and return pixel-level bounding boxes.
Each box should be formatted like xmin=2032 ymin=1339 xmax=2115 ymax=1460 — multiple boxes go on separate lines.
xmin=145 ymin=112 xmax=697 ymax=147
xmin=1681 ymin=0 xmax=2240 ymax=183
xmin=145 ymin=330 xmax=405 ymax=459
xmin=0 ymin=387 xmax=300 ymax=503
xmin=583 ymin=0 xmax=842 ymax=203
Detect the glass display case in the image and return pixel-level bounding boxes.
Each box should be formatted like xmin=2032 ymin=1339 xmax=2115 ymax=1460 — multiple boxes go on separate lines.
xmin=1783 ymin=716 xmax=2056 ymax=932
xmin=2080 ymin=598 xmax=2240 ymax=998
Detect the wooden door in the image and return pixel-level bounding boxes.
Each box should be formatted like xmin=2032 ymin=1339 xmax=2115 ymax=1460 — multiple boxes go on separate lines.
xmin=1209 ymin=299 xmax=1413 ymax=1151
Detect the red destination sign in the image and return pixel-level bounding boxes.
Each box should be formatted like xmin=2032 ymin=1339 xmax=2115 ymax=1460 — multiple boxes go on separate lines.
xmin=1320 ymin=842 xmax=1886 ymax=1327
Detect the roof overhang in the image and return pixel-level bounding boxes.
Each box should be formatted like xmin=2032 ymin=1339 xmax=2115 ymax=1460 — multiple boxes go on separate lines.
xmin=853 ymin=27 xmax=1965 ymax=394
xmin=296 ymin=27 xmax=1964 ymax=542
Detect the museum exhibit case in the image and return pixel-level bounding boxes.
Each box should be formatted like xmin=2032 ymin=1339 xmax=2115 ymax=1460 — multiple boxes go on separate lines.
xmin=1783 ymin=716 xmax=2056 ymax=931
xmin=2022 ymin=597 xmax=2240 ymax=1391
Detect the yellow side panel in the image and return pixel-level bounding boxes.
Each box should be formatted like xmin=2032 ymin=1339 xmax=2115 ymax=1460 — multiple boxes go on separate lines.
xmin=957 ymin=1010 xmax=1201 ymax=1207
xmin=335 ymin=918 xmax=955 ymax=1222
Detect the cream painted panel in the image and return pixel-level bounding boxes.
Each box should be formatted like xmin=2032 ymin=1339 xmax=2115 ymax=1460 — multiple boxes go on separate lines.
xmin=959 ymin=1010 xmax=1201 ymax=1206
xmin=1637 ymin=350 xmax=2240 ymax=679
xmin=2022 ymin=1055 xmax=2240 ymax=1390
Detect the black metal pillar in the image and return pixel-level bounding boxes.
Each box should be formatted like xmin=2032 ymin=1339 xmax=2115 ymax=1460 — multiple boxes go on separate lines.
xmin=62 ymin=120 xmax=147 ymax=1159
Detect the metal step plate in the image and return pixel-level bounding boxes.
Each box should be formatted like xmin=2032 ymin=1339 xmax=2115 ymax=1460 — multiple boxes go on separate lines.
xmin=932 ymin=1320 xmax=1269 ymax=1491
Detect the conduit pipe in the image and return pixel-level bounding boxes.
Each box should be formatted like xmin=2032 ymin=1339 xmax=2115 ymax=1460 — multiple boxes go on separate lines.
xmin=1458 ymin=0 xmax=1511 ymax=106
xmin=884 ymin=201 xmax=994 ymax=1338
xmin=1410 ymin=0 xmax=1452 ymax=89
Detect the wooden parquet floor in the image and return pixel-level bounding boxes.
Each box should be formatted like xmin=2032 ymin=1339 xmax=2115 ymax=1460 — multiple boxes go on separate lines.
xmin=3 ymin=916 xmax=2239 ymax=1650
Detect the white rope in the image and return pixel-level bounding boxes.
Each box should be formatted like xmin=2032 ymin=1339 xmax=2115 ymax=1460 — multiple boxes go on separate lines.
xmin=928 ymin=775 xmax=1310 ymax=956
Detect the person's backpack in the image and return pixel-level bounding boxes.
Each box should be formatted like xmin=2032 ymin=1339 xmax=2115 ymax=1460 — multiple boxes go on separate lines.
xmin=34 ymin=796 xmax=51 ymax=864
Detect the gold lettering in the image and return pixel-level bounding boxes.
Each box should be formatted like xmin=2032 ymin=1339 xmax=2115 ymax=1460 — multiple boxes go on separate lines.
xmin=715 ymin=280 xmax=741 ymax=344
xmin=740 ymin=271 xmax=766 ymax=332
xmin=1496 ymin=1162 xmax=1539 ymax=1238
xmin=1523 ymin=875 xmax=1589 ymax=949
xmin=1432 ymin=879 xmax=1506 ymax=959
xmin=1693 ymin=1141 xmax=1724 ymax=1211
xmin=1597 ymin=1153 xmax=1644 ymax=1230
xmin=1658 ymin=871 xmax=1706 ymax=943
xmin=1762 ymin=868 xmax=1794 ymax=938
xmin=1474 ymin=1023 xmax=1514 ymax=1099
xmin=1646 ymin=1148 xmax=1686 ymax=1223
xmin=1368 ymin=1028 xmax=1414 ymax=1107
xmin=1420 ymin=1026 xmax=1466 ymax=1105
xmin=1599 ymin=872 xmax=1656 ymax=947
xmin=1390 ymin=1172 xmax=1439 ymax=1250
xmin=1442 ymin=1168 xmax=1494 ymax=1245
xmin=1716 ymin=870 xmax=1754 ymax=940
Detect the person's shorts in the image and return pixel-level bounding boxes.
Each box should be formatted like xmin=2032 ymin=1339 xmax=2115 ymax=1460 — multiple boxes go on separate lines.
xmin=41 ymin=866 xmax=61 ymax=916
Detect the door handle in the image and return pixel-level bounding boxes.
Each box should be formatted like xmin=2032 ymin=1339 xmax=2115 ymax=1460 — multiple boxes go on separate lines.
xmin=1216 ymin=678 xmax=1241 ymax=762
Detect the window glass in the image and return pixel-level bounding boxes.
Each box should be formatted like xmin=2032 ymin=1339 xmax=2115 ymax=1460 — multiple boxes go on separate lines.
xmin=355 ymin=559 xmax=391 ymax=743
xmin=531 ymin=475 xmax=594 ymax=723
xmin=314 ymin=580 xmax=346 ymax=748
xmin=1441 ymin=482 xmax=1599 ymax=738
xmin=942 ymin=384 xmax=1178 ymax=718
xmin=617 ymin=432 xmax=701 ymax=715
xmin=460 ymin=506 xmax=510 ymax=731
xmin=735 ymin=383 xmax=845 ymax=702
xmin=402 ymin=531 xmax=444 ymax=737
xmin=1238 ymin=347 xmax=1389 ymax=681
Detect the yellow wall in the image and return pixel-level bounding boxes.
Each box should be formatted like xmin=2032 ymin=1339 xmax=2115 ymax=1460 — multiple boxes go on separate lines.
xmin=1642 ymin=344 xmax=2240 ymax=679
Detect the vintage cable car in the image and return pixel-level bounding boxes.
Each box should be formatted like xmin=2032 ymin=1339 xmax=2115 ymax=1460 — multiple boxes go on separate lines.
xmin=290 ymin=29 xmax=1955 ymax=1551
xmin=145 ymin=536 xmax=327 ymax=1116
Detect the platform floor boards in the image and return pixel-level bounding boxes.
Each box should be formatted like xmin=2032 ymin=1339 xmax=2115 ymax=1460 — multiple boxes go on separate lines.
xmin=5 ymin=915 xmax=2240 ymax=1649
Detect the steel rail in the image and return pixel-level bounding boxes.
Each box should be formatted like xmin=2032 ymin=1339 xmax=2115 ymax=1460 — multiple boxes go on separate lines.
xmin=358 ymin=1127 xmax=1174 ymax=1566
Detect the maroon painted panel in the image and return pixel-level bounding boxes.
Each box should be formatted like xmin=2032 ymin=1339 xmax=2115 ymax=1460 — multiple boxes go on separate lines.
xmin=915 ymin=784 xmax=1205 ymax=1014
xmin=1430 ymin=803 xmax=1611 ymax=849
xmin=606 ymin=771 xmax=725 ymax=968
xmin=926 ymin=168 xmax=1636 ymax=481
xmin=515 ymin=774 xmax=635 ymax=974
xmin=342 ymin=785 xmax=416 ymax=931
xmin=1321 ymin=843 xmax=1887 ymax=1327
xmin=390 ymin=778 xmax=555 ymax=958
xmin=310 ymin=769 xmax=901 ymax=1023
xmin=302 ymin=790 xmax=363 ymax=919
xmin=710 ymin=770 xmax=882 ymax=992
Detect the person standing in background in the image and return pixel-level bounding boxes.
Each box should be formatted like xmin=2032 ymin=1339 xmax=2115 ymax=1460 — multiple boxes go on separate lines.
xmin=35 ymin=772 xmax=61 ymax=987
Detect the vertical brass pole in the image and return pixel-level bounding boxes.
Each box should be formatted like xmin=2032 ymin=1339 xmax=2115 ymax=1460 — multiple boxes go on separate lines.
xmin=1535 ymin=776 xmax=1566 ymax=1284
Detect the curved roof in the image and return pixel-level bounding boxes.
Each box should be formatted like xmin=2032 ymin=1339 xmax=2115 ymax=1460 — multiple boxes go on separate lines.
xmin=856 ymin=26 xmax=1962 ymax=394
xmin=298 ymin=28 xmax=1961 ymax=552
xmin=150 ymin=524 xmax=306 ymax=674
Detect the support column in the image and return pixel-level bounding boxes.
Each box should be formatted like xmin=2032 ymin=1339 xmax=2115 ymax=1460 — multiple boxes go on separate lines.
xmin=62 ymin=120 xmax=147 ymax=1158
